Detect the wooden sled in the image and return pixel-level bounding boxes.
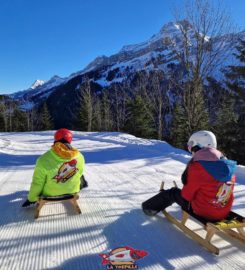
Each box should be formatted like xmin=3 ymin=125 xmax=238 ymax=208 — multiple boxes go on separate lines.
xmin=34 ymin=193 xmax=81 ymax=219
xmin=160 ymin=182 xmax=245 ymax=255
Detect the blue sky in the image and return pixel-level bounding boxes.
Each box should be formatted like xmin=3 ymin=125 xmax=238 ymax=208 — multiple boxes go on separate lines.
xmin=0 ymin=0 xmax=244 ymax=94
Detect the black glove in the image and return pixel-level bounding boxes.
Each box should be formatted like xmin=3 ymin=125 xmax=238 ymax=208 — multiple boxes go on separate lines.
xmin=82 ymin=179 xmax=88 ymax=188
xmin=80 ymin=175 xmax=88 ymax=190
xmin=22 ymin=199 xmax=36 ymax=208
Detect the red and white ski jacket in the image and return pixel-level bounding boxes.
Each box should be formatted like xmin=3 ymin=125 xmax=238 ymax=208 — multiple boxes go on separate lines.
xmin=181 ymin=148 xmax=237 ymax=220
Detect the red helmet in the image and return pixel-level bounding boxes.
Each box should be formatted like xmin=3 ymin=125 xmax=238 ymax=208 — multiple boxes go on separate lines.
xmin=54 ymin=128 xmax=73 ymax=143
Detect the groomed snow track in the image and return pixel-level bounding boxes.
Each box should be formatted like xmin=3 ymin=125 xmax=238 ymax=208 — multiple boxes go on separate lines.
xmin=0 ymin=131 xmax=245 ymax=270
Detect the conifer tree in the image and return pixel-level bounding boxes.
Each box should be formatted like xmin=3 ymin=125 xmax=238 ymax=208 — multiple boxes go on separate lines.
xmin=170 ymin=103 xmax=189 ymax=149
xmin=124 ymin=94 xmax=154 ymax=138
xmin=7 ymin=102 xmax=14 ymax=132
xmin=225 ymin=39 xmax=245 ymax=164
xmin=101 ymin=91 xmax=113 ymax=131
xmin=76 ymin=101 xmax=86 ymax=131
xmin=77 ymin=80 xmax=94 ymax=132
xmin=182 ymin=82 xmax=210 ymax=135
xmin=12 ymin=108 xmax=28 ymax=131
xmin=41 ymin=103 xmax=53 ymax=130
xmin=214 ymin=97 xmax=238 ymax=160
xmin=170 ymin=85 xmax=210 ymax=149
xmin=92 ymin=98 xmax=102 ymax=131
xmin=0 ymin=111 xmax=5 ymax=131
xmin=226 ymin=39 xmax=245 ymax=99
xmin=0 ymin=104 xmax=6 ymax=131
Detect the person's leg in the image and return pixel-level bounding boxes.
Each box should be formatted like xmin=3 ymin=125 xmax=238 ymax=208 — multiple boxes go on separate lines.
xmin=142 ymin=188 xmax=189 ymax=216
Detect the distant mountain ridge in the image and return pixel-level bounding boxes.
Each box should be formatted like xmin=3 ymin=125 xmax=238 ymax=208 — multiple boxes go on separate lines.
xmin=81 ymin=21 xmax=187 ymax=74
xmin=10 ymin=75 xmax=66 ymax=103
xmin=9 ymin=20 xmax=244 ymax=110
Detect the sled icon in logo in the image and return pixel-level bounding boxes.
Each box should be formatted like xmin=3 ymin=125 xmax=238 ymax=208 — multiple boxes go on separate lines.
xmin=53 ymin=159 xmax=78 ymax=183
xmin=100 ymin=246 xmax=148 ymax=269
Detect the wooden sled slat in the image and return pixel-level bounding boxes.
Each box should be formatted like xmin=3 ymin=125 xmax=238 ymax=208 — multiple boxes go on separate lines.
xmin=221 ymin=227 xmax=245 ymax=243
xmin=34 ymin=193 xmax=81 ymax=219
xmin=162 ymin=210 xmax=220 ymax=255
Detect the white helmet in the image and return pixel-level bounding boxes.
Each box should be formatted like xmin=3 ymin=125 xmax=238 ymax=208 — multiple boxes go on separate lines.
xmin=187 ymin=130 xmax=217 ymax=152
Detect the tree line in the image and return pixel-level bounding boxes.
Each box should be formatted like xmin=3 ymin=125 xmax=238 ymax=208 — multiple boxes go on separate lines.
xmin=0 ymin=0 xmax=244 ymax=164
xmin=0 ymin=100 xmax=53 ymax=132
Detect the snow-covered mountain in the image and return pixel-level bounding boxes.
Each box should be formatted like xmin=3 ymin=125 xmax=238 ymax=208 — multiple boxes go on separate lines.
xmin=0 ymin=131 xmax=244 ymax=269
xmin=10 ymin=75 xmax=66 ymax=104
xmin=82 ymin=21 xmax=186 ymax=74
xmin=30 ymin=79 xmax=45 ymax=89
xmin=75 ymin=21 xmax=243 ymax=85
xmin=9 ymin=21 xmax=244 ymax=109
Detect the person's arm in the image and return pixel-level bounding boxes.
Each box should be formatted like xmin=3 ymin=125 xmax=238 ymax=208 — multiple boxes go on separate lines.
xmin=181 ymin=158 xmax=193 ymax=185
xmin=181 ymin=162 xmax=201 ymax=202
xmin=27 ymin=160 xmax=47 ymax=202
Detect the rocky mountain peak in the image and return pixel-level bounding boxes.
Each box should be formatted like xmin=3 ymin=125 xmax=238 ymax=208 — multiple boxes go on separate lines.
xmin=30 ymin=79 xmax=45 ymax=89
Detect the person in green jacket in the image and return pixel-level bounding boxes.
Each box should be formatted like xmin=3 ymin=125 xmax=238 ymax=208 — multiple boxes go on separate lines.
xmin=22 ymin=128 xmax=85 ymax=207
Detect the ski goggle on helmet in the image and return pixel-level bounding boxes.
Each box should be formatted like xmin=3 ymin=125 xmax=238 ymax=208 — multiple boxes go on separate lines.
xmin=54 ymin=128 xmax=73 ymax=143
xmin=187 ymin=130 xmax=217 ymax=153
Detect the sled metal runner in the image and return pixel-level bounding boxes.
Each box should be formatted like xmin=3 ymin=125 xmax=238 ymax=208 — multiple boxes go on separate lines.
xmin=161 ymin=182 xmax=245 ymax=255
xmin=34 ymin=193 xmax=81 ymax=219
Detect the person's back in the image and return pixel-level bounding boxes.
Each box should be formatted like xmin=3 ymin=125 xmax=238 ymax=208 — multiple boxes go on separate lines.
xmin=22 ymin=128 xmax=85 ymax=207
xmin=181 ymin=147 xmax=236 ymax=220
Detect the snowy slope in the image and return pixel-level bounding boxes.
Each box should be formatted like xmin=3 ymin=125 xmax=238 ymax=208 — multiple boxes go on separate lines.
xmin=0 ymin=131 xmax=244 ymax=270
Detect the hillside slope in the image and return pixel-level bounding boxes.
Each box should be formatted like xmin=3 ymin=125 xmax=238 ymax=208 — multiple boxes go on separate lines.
xmin=0 ymin=131 xmax=244 ymax=270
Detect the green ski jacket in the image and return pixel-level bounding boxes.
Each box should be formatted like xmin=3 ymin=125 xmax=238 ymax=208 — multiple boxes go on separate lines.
xmin=28 ymin=142 xmax=85 ymax=202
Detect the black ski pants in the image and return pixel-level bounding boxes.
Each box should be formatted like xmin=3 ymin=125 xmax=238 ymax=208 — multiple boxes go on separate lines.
xmin=142 ymin=187 xmax=190 ymax=215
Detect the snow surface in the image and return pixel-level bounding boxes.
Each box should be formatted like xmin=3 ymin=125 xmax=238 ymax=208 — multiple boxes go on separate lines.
xmin=0 ymin=131 xmax=244 ymax=270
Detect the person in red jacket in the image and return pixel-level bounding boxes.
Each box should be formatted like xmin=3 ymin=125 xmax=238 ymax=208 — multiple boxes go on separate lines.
xmin=142 ymin=130 xmax=237 ymax=221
